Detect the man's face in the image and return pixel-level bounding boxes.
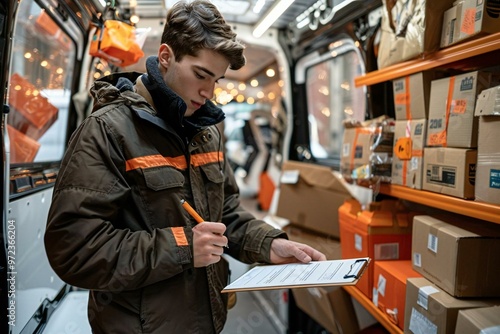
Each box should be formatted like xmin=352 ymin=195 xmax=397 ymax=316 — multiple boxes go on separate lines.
xmin=158 ymin=44 xmax=229 ymax=117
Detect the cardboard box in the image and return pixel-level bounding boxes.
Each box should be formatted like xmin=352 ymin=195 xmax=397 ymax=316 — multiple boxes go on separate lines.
xmin=405 ymin=277 xmax=500 ymax=334
xmin=423 ymin=147 xmax=477 ymax=199
xmin=455 ymin=306 xmax=500 ymax=334
xmin=283 ymin=225 xmax=342 ymax=261
xmin=7 ymin=124 xmax=40 ymax=163
xmin=276 ymin=161 xmax=351 ymax=238
xmin=412 ymin=215 xmax=500 ymax=297
xmin=292 ymin=287 xmax=359 ymax=334
xmin=391 ymin=119 xmax=426 ymax=189
xmin=7 ymin=73 xmax=59 ymax=140
xmin=392 ymin=72 xmax=435 ymax=120
xmin=455 ymin=0 xmax=500 ymax=43
xmin=339 ymin=199 xmax=413 ymax=299
xmin=378 ymin=0 xmax=455 ymax=68
xmin=373 ymin=260 xmax=422 ymax=330
xmin=441 ymin=5 xmax=459 ymax=48
xmin=474 ymin=85 xmax=500 ymax=205
xmin=427 ymin=71 xmax=492 ymax=148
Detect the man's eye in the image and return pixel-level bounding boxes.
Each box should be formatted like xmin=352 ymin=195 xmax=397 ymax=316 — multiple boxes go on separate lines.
xmin=195 ymin=72 xmax=205 ymax=79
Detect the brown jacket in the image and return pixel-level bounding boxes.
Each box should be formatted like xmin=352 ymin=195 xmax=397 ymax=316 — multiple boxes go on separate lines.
xmin=44 ymin=72 xmax=286 ymax=333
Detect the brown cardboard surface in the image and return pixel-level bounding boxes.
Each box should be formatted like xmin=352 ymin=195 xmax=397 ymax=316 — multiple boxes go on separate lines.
xmin=404 ymin=277 xmax=500 ymax=334
xmin=391 ymin=119 xmax=426 ymax=189
xmin=292 ymin=287 xmax=359 ymax=334
xmin=276 ymin=161 xmax=351 ymax=238
xmin=455 ymin=306 xmax=500 ymax=333
xmin=456 ymin=0 xmax=500 ymax=43
xmin=427 ymin=71 xmax=492 ymax=148
xmin=422 ymin=147 xmax=477 ymax=199
xmin=411 ymin=215 xmax=500 ymax=297
xmin=392 ymin=72 xmax=435 ymax=120
xmin=283 ymin=225 xmax=342 ymax=261
xmin=474 ymin=86 xmax=500 ymax=205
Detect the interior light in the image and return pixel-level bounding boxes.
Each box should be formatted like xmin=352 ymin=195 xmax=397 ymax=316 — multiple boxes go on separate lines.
xmin=266 ymin=68 xmax=275 ymax=77
xmin=238 ymin=83 xmax=247 ymax=91
xmin=250 ymin=79 xmax=259 ymax=87
xmin=253 ymin=0 xmax=295 ymax=38
xmin=247 ymin=97 xmax=255 ymax=104
xmin=253 ymin=0 xmax=266 ymax=14
xmin=130 ymin=14 xmax=140 ymax=24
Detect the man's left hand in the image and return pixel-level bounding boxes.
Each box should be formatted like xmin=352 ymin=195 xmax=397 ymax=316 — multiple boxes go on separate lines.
xmin=270 ymin=238 xmax=327 ymax=264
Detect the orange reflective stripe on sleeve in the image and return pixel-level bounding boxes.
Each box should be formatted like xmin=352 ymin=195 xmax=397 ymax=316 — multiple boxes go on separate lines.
xmin=125 ymin=155 xmax=188 ymax=171
xmin=171 ymin=226 xmax=188 ymax=246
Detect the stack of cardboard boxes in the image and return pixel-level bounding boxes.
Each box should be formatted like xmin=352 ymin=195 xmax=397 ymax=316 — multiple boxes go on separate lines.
xmin=405 ymin=215 xmax=500 ymax=333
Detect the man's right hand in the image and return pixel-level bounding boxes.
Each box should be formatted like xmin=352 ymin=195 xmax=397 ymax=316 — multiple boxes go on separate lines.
xmin=192 ymin=222 xmax=228 ymax=267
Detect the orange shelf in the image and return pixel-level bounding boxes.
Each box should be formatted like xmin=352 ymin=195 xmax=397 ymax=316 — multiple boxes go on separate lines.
xmin=344 ymin=286 xmax=402 ymax=334
xmin=355 ymin=32 xmax=500 ymax=87
xmin=379 ymin=184 xmax=500 ymax=225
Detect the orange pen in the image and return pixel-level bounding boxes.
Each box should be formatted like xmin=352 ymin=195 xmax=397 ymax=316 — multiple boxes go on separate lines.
xmin=180 ymin=199 xmax=204 ymax=224
xmin=181 ymin=199 xmax=228 ymax=248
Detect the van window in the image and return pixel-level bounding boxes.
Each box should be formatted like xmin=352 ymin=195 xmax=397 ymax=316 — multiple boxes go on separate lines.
xmin=304 ymin=42 xmax=366 ymax=162
xmin=7 ymin=2 xmax=75 ymax=165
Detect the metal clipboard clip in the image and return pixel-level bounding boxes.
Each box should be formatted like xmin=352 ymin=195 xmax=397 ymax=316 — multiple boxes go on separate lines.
xmin=343 ymin=258 xmax=370 ymax=280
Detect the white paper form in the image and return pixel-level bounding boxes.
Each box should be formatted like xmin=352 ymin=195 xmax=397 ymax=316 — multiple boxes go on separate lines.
xmin=222 ymin=257 xmax=370 ymax=293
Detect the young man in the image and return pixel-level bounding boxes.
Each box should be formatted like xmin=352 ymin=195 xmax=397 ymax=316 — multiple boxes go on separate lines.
xmin=44 ymin=1 xmax=326 ymax=333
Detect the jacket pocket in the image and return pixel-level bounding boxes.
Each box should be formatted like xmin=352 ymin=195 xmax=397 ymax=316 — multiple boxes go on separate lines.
xmin=200 ymin=164 xmax=224 ymax=220
xmin=143 ymin=167 xmax=185 ymax=191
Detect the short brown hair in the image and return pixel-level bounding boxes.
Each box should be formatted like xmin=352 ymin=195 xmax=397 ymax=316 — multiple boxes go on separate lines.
xmin=161 ymin=0 xmax=246 ymax=70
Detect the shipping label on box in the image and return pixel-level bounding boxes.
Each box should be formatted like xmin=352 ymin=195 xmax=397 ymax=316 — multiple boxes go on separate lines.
xmin=456 ymin=0 xmax=500 ymax=43
xmin=411 ymin=215 xmax=500 ymax=297
xmin=391 ymin=119 xmax=426 ymax=189
xmin=392 ymin=72 xmax=435 ymax=120
xmin=423 ymin=147 xmax=477 ymax=199
xmin=427 ymin=71 xmax=492 ymax=148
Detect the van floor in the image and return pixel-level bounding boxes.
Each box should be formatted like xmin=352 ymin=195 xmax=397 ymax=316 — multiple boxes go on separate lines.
xmin=221 ymin=196 xmax=285 ymax=334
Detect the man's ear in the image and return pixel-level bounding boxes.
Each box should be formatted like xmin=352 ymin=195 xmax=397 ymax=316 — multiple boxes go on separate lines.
xmin=158 ymin=44 xmax=173 ymax=68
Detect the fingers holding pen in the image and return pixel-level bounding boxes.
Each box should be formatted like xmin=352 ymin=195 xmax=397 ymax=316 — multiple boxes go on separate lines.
xmin=192 ymin=222 xmax=228 ymax=267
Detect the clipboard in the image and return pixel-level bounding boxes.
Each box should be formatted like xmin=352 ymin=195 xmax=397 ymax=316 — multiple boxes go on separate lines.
xmin=222 ymin=257 xmax=370 ymax=293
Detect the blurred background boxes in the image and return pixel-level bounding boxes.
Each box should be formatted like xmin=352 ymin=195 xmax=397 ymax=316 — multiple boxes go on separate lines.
xmin=7 ymin=73 xmax=59 ymax=140
xmin=276 ymin=161 xmax=351 ymax=238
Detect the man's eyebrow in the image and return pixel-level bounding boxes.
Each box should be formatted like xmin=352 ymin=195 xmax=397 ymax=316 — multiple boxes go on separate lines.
xmin=194 ymin=65 xmax=225 ymax=80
